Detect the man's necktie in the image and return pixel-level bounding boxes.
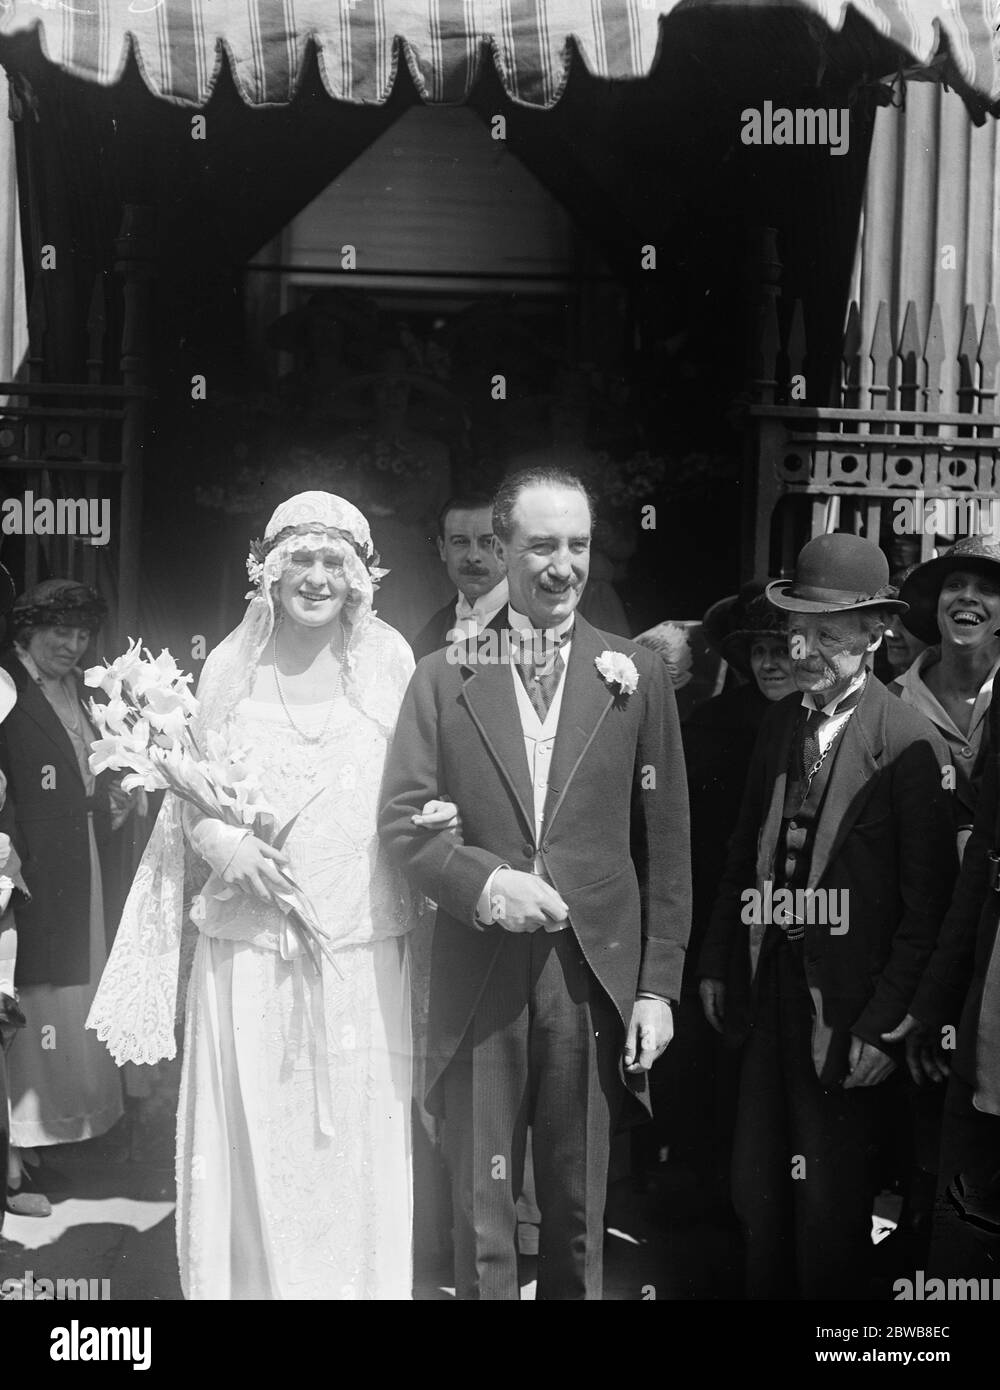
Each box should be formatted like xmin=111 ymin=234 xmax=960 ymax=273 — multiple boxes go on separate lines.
xmin=515 ymin=642 xmax=567 ymax=721
xmin=792 ymin=679 xmax=868 ymax=799
xmin=798 ymin=706 xmax=827 ymax=782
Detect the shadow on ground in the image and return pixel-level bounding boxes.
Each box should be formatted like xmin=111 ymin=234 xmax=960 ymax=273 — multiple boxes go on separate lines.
xmin=1 ymin=1102 xmax=181 ymax=1301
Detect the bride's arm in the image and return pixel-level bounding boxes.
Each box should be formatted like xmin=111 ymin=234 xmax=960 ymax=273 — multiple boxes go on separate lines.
xmin=181 ymin=800 xmax=250 ymax=874
xmin=181 ymin=803 xmax=288 ymax=904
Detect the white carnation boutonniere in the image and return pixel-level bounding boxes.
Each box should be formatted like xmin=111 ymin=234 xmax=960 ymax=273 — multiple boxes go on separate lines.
xmin=595 ymin=650 xmax=639 ymax=698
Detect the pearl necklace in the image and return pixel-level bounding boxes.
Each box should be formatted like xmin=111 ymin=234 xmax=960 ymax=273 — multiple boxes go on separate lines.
xmin=271 ymin=632 xmax=345 ymax=744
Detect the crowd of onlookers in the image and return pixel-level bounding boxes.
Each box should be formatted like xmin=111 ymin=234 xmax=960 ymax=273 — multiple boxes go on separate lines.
xmin=2 ymin=492 xmax=999 ymax=1300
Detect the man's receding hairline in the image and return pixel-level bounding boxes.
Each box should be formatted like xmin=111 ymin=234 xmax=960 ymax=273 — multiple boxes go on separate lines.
xmin=508 ymin=481 xmax=592 ymax=522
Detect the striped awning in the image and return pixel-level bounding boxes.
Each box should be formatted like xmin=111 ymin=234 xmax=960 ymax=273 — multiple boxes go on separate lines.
xmin=0 ymin=1 xmax=997 ymax=109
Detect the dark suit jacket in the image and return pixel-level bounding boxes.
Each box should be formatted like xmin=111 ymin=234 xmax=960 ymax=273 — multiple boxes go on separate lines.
xmin=682 ymin=681 xmax=772 ymax=982
xmin=379 ymin=611 xmax=691 ymax=1116
xmin=0 ymin=652 xmax=113 ymax=987
xmin=411 ymin=599 xmax=457 ymax=665
xmin=698 ymin=674 xmax=958 ymax=1062
xmin=911 ymin=684 xmax=1000 ymax=1086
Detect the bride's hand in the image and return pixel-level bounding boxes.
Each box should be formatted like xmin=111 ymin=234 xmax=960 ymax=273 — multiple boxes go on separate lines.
xmin=222 ymin=836 xmax=290 ymax=905
xmin=412 ymin=799 xmax=461 ymax=832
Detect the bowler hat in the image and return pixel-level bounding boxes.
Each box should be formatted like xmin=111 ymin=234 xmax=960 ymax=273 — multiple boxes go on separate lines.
xmin=767 ymin=534 xmax=907 ymax=616
xmin=897 ymin=536 xmax=1000 ymax=645
xmin=703 ymin=581 xmax=787 ymax=679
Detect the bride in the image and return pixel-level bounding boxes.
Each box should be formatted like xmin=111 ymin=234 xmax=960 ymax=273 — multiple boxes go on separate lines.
xmin=88 ymin=492 xmax=451 ymax=1299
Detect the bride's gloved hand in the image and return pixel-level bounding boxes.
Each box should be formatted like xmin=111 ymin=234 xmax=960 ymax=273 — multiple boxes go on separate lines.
xmin=222 ymin=835 xmax=291 ymax=906
xmin=411 ymin=799 xmax=461 ymax=832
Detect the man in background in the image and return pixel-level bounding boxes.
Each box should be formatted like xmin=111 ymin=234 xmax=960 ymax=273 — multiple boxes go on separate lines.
xmin=411 ymin=493 xmax=507 ymax=662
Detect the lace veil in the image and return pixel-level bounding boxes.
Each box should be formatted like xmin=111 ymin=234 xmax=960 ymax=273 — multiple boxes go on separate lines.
xmin=87 ymin=492 xmax=415 ymax=1065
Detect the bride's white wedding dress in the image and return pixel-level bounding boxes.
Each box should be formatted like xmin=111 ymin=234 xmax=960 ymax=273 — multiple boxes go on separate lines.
xmin=88 ymin=492 xmax=418 ymax=1302
xmin=177 ymin=693 xmax=413 ymax=1299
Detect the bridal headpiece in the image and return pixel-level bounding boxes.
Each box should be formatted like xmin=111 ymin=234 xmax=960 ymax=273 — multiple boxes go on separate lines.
xmin=245 ymin=492 xmax=389 ymax=609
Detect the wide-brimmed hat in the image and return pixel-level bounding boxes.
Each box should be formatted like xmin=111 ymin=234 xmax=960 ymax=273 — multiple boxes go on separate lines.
xmin=767 ymin=534 xmax=907 ymax=616
xmin=703 ymin=580 xmax=787 ymax=678
xmin=898 ymin=535 xmax=1000 ymax=644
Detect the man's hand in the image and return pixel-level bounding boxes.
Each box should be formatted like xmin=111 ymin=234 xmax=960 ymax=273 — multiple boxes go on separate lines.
xmin=624 ymin=998 xmax=673 ymax=1072
xmin=881 ymin=1013 xmax=950 ymax=1085
xmin=489 ymin=868 xmax=569 ymax=933
xmin=699 ymin=977 xmax=726 ymax=1034
xmin=842 ymin=1034 xmax=897 ymax=1089
xmin=223 ymin=836 xmax=290 ymax=906
xmin=411 ymin=799 xmax=461 ymax=831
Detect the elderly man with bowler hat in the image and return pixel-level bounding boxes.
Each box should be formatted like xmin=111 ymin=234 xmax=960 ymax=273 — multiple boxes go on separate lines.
xmin=698 ymin=533 xmax=958 ymax=1298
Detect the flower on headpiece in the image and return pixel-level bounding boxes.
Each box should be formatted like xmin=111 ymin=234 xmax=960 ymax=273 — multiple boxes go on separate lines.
xmin=595 ymin=650 xmax=639 ymax=697
xmin=244 ymin=538 xmax=267 ymax=599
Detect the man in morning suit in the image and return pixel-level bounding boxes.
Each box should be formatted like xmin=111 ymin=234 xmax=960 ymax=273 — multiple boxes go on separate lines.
xmin=410 ymin=493 xmax=508 ymax=663
xmin=698 ymin=533 xmax=958 ymax=1299
xmin=379 ymin=466 xmax=691 ymax=1299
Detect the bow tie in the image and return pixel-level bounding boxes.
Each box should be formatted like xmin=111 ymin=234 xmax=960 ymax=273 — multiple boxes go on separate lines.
xmin=456 ymin=593 xmax=487 ymax=621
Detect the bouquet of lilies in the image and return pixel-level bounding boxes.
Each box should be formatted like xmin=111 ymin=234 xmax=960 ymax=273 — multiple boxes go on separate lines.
xmin=85 ymin=638 xmax=338 ymax=975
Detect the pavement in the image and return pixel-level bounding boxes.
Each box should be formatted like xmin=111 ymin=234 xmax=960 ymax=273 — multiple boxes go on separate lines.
xmin=1 ymin=1102 xmax=181 ymax=1301
xmin=1 ymin=1099 xmax=743 ymax=1300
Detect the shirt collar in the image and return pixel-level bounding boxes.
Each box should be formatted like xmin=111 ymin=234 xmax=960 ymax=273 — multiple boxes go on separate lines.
xmin=900 ymin=645 xmax=1000 ymax=736
xmin=801 ymin=667 xmax=868 ymax=717
xmin=507 ymin=603 xmax=576 ymax=642
xmin=456 ymin=576 xmax=508 ymax=620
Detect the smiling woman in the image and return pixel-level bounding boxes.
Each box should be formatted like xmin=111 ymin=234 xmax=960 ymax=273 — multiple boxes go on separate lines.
xmin=893 ymin=537 xmax=1000 ymax=831
xmin=87 ymin=491 xmax=444 ymax=1299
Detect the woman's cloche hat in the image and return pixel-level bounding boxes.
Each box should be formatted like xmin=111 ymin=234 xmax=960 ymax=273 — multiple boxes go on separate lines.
xmin=766 ymin=534 xmax=907 ymax=615
xmin=702 ymin=580 xmax=787 ymax=679
xmin=8 ymin=578 xmax=107 ymax=640
xmin=897 ymin=535 xmax=1000 ymax=645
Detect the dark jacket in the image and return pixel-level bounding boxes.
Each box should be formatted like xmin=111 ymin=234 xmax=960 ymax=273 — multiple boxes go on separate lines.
xmin=698 ymin=674 xmax=959 ymax=1062
xmin=411 ymin=599 xmax=458 ymax=664
xmin=378 ymin=611 xmax=692 ymax=1115
xmin=0 ymin=652 xmax=113 ymax=987
xmin=911 ymin=684 xmax=1000 ymax=1086
xmin=682 ymin=681 xmax=771 ymax=982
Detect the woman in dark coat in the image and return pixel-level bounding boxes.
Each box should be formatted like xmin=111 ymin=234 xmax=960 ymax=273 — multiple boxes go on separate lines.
xmin=639 ymin=583 xmax=793 ymax=1201
xmin=0 ymin=579 xmax=131 ymax=1214
xmin=1 ymin=576 xmax=33 ymax=1225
